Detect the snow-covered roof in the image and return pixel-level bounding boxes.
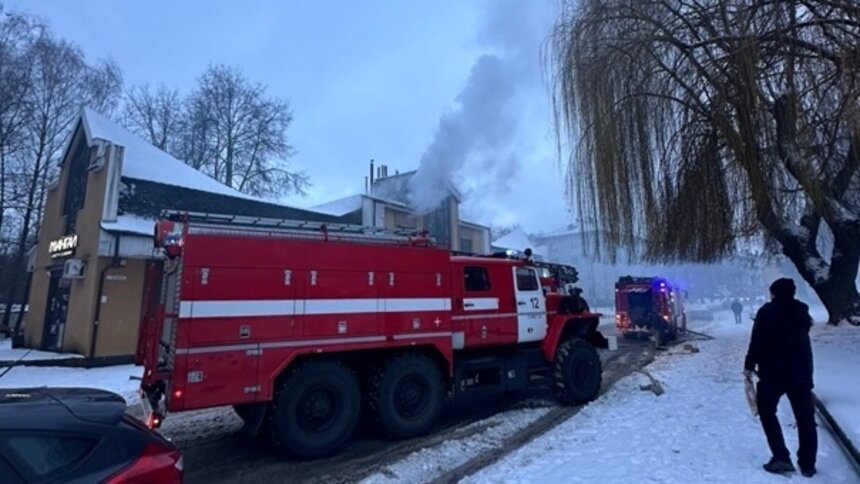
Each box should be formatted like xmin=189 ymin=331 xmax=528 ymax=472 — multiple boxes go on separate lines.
xmin=311 ymin=194 xmax=364 ymax=216
xmin=492 ymin=227 xmax=534 ymax=251
xmin=311 ymin=193 xmax=414 ymax=216
xmin=81 ymin=108 xmax=257 ymax=200
xmin=536 ymin=225 xmax=580 ymax=239
xmin=100 ymin=215 xmax=156 ymax=237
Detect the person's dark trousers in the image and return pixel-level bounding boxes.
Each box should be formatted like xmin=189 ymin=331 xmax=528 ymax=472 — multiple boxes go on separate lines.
xmin=734 ymin=312 xmax=741 ymax=324
xmin=756 ymin=379 xmax=818 ymax=470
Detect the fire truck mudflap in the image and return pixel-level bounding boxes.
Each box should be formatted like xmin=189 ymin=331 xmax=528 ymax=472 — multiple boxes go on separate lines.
xmin=138 ymin=211 xmax=610 ymax=458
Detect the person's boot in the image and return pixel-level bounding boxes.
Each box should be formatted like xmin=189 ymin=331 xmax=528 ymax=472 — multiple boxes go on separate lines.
xmin=763 ymin=457 xmax=795 ymax=474
xmin=799 ymin=464 xmax=816 ymax=478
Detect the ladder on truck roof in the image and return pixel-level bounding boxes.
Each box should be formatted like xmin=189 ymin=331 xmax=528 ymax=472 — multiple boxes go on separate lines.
xmin=161 ymin=210 xmax=436 ymax=247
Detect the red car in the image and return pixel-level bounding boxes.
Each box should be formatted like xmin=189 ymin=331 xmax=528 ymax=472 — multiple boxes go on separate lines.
xmin=0 ymin=387 xmax=182 ymax=483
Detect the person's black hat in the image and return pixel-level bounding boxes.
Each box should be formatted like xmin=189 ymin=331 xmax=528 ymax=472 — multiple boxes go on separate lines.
xmin=770 ymin=278 xmax=796 ymax=299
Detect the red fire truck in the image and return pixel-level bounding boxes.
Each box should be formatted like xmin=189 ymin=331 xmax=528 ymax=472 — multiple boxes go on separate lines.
xmin=615 ymin=276 xmax=686 ymax=343
xmin=137 ymin=212 xmax=609 ymax=458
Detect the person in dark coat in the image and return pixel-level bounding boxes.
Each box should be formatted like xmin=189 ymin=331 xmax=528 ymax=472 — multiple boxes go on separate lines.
xmin=731 ymin=299 xmax=743 ymax=324
xmin=744 ymin=278 xmax=817 ymax=477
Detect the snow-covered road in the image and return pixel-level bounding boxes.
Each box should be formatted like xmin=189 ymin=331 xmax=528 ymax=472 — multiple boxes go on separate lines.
xmin=465 ymin=315 xmax=858 ymax=483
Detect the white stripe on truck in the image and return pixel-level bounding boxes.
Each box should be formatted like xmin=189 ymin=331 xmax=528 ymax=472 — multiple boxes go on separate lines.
xmin=178 ymin=298 xmax=452 ymax=319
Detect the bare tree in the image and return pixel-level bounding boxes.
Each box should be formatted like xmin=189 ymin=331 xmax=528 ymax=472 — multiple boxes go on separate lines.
xmin=0 ymin=11 xmax=35 ymax=260
xmin=122 ymin=84 xmax=182 ymax=151
xmin=552 ymin=1 xmax=860 ymax=324
xmin=121 ymin=65 xmax=307 ymax=198
xmin=186 ymin=65 xmax=307 ymax=197
xmin=1 ymin=27 xmax=121 ymax=331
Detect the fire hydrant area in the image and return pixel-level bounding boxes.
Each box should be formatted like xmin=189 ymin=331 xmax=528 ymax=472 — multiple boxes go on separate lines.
xmin=2 ymin=309 xmax=857 ymax=483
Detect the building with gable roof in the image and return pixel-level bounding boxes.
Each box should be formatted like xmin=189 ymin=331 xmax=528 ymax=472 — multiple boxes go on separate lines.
xmin=25 ymin=108 xmax=345 ymax=359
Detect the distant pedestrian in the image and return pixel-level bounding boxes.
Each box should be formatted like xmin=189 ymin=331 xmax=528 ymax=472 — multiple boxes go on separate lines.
xmin=744 ymin=278 xmax=817 ymax=477
xmin=731 ymin=299 xmax=743 ymax=324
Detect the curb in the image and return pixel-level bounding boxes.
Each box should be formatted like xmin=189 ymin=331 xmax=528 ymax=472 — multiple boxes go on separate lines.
xmin=0 ymin=357 xmax=83 ymax=368
xmin=0 ymin=354 xmax=134 ymax=368
xmin=814 ymin=395 xmax=860 ymax=477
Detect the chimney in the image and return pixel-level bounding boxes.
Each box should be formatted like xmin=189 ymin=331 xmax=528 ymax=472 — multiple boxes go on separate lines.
xmin=365 ymin=176 xmax=369 ymax=194
xmin=370 ymin=159 xmax=375 ymax=188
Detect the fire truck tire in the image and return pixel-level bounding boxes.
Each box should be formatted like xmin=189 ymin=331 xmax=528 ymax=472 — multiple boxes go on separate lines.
xmin=267 ymin=360 xmax=361 ymax=458
xmin=553 ymin=338 xmax=602 ymax=404
xmin=369 ymin=353 xmax=444 ymax=439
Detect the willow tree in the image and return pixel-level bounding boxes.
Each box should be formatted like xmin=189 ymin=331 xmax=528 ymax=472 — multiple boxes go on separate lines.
xmin=552 ymin=1 xmax=860 ymax=325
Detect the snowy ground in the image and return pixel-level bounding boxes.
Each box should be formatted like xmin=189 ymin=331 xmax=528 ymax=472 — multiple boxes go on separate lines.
xmin=811 ymin=323 xmax=860 ymax=451
xmin=359 ymin=407 xmax=552 ymax=484
xmin=0 ymin=360 xmax=142 ymax=403
xmin=464 ymin=313 xmax=857 ymax=483
xmin=0 ymin=337 xmax=83 ymax=363
xmin=0 ymin=310 xmax=855 ymax=484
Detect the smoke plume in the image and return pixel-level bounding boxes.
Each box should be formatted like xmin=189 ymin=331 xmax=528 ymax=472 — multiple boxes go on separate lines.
xmin=408 ymin=0 xmax=553 ymax=214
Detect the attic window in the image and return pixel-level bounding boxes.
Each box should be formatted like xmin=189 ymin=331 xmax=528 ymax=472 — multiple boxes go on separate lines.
xmin=63 ymin=135 xmax=91 ymax=232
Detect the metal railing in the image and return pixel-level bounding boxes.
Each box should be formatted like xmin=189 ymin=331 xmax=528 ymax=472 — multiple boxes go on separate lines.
xmin=161 ymin=210 xmax=436 ymax=247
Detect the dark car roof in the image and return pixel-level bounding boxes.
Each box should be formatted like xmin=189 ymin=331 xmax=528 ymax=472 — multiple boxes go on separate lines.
xmin=0 ymin=387 xmax=127 ymax=427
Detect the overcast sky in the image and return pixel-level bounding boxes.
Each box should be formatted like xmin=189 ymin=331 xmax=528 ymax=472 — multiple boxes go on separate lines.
xmin=10 ymin=0 xmax=572 ymax=235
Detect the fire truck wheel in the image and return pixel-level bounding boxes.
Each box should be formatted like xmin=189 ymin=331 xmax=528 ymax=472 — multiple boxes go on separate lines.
xmin=369 ymin=353 xmax=444 ymax=439
xmin=267 ymin=360 xmax=361 ymax=458
xmin=553 ymin=338 xmax=602 ymax=404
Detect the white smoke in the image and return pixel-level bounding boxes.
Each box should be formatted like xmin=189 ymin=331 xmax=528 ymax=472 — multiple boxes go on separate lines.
xmin=408 ymin=0 xmax=555 ymax=214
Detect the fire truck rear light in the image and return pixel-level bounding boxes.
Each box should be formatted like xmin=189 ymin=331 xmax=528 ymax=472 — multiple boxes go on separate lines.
xmin=173 ymin=389 xmax=183 ymax=399
xmin=147 ymin=414 xmax=162 ymax=428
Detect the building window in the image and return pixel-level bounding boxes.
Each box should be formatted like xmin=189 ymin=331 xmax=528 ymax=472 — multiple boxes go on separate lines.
xmin=464 ymin=266 xmax=491 ymax=292
xmin=63 ymin=136 xmax=90 ymax=233
xmin=459 ymin=237 xmax=474 ymax=253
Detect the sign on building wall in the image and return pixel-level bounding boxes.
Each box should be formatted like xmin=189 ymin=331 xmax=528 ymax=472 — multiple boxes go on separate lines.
xmin=49 ymin=234 xmax=78 ymax=259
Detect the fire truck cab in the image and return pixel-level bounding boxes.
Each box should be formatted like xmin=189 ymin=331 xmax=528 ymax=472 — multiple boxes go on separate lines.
xmin=137 ymin=212 xmax=609 ymax=458
xmin=614 ymin=276 xmax=686 ymax=343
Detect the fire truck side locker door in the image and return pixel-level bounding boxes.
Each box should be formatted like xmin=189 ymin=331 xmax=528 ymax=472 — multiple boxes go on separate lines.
xmin=513 ymin=267 xmax=546 ymax=343
xmin=181 ymin=266 xmax=262 ymax=409
xmin=137 ymin=261 xmax=163 ymax=367
xmin=302 ymin=270 xmax=380 ymax=337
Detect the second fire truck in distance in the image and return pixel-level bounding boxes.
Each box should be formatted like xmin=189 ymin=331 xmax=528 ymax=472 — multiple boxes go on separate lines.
xmin=615 ymin=276 xmax=686 ymax=344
